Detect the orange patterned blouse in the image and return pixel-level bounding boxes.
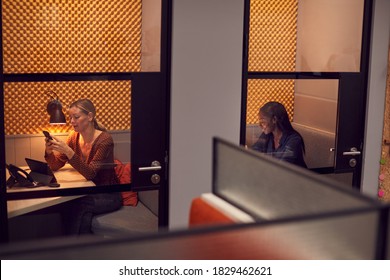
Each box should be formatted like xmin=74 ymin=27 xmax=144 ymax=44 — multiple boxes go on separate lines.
xmin=45 ymin=131 xmax=118 ymax=186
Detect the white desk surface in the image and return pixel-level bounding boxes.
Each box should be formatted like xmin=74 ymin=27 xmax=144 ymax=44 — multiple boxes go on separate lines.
xmin=6 ymin=164 xmax=94 ymax=193
xmin=7 ymin=164 xmax=95 ymax=218
xmin=7 ymin=196 xmax=84 ymax=218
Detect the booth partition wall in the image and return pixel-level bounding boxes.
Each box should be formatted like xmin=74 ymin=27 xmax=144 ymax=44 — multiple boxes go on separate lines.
xmin=242 ymin=0 xmax=372 ymax=189
xmin=0 ymin=0 xmax=171 ymax=242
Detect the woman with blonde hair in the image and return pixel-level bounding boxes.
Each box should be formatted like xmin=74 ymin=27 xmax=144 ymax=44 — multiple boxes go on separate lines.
xmin=45 ymin=98 xmax=122 ymax=234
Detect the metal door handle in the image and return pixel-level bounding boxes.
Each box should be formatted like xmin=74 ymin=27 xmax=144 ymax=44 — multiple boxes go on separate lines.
xmin=138 ymin=160 xmax=162 ymax=171
xmin=342 ymin=147 xmax=361 ymax=156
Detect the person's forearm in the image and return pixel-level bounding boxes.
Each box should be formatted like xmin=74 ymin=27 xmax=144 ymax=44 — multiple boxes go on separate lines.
xmin=65 ymin=148 xmax=75 ymax=160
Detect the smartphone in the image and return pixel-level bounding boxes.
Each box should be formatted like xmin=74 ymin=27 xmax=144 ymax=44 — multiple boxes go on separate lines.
xmin=43 ymin=130 xmax=53 ymax=140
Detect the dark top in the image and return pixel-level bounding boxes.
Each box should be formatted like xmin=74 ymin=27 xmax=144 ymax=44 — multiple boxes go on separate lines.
xmin=252 ymin=131 xmax=307 ymax=168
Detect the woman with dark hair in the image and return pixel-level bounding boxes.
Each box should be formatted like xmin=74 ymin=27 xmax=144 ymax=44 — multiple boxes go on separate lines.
xmin=251 ymin=101 xmax=307 ymax=168
xmin=44 ymin=98 xmax=122 ymax=235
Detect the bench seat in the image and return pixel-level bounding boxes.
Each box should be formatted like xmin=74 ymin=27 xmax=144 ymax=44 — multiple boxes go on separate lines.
xmin=92 ymin=200 xmax=158 ymax=237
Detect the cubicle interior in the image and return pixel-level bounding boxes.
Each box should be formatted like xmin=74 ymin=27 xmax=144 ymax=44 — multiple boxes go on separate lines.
xmin=211 ymin=137 xmax=390 ymax=259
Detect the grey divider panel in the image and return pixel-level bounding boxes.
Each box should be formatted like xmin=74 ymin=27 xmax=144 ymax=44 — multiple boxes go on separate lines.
xmin=0 ymin=210 xmax=383 ymax=259
xmin=252 ymin=211 xmax=379 ymax=259
xmin=213 ymin=137 xmax=380 ymax=220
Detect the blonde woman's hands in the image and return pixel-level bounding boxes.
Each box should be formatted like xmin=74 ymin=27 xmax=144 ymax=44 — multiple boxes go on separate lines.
xmin=45 ymin=137 xmax=55 ymax=154
xmin=46 ymin=136 xmax=75 ymax=159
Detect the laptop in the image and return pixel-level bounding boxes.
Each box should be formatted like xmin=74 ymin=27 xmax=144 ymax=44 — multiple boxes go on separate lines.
xmin=25 ymin=158 xmax=59 ymax=187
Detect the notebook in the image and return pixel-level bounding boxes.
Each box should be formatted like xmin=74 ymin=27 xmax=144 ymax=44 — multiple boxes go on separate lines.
xmin=25 ymin=158 xmax=58 ymax=186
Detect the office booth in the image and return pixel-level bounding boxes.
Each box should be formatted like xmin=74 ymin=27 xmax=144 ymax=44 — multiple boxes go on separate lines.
xmin=0 ymin=0 xmax=171 ymax=242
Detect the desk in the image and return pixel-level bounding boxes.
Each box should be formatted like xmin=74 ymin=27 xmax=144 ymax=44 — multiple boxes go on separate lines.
xmin=6 ymin=164 xmax=94 ymax=193
xmin=7 ymin=196 xmax=83 ymax=218
xmin=7 ymin=164 xmax=94 ymax=218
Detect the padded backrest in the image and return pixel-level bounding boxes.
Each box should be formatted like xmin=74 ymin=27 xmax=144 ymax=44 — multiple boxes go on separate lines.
xmin=138 ymin=190 xmax=159 ymax=216
xmin=111 ymin=131 xmax=131 ymax=163
xmin=246 ymin=123 xmax=335 ymax=169
xmin=292 ymin=123 xmax=335 ymax=169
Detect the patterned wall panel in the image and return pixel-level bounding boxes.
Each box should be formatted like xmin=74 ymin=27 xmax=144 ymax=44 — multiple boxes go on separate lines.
xmin=2 ymin=0 xmax=141 ymax=73
xmin=248 ymin=0 xmax=298 ymax=72
xmin=246 ymin=79 xmax=295 ymax=124
xmin=379 ymin=46 xmax=390 ymax=202
xmin=247 ymin=0 xmax=298 ymax=124
xmin=4 ymin=81 xmax=131 ymax=135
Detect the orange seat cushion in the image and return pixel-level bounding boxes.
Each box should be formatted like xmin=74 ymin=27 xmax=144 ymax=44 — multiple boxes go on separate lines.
xmin=189 ymin=197 xmax=235 ymax=227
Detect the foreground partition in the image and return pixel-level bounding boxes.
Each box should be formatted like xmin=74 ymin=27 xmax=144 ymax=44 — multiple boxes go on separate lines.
xmin=0 ymin=207 xmax=387 ymax=260
xmin=0 ymin=137 xmax=389 ymax=259
xmin=212 ymin=137 xmax=390 ymax=259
